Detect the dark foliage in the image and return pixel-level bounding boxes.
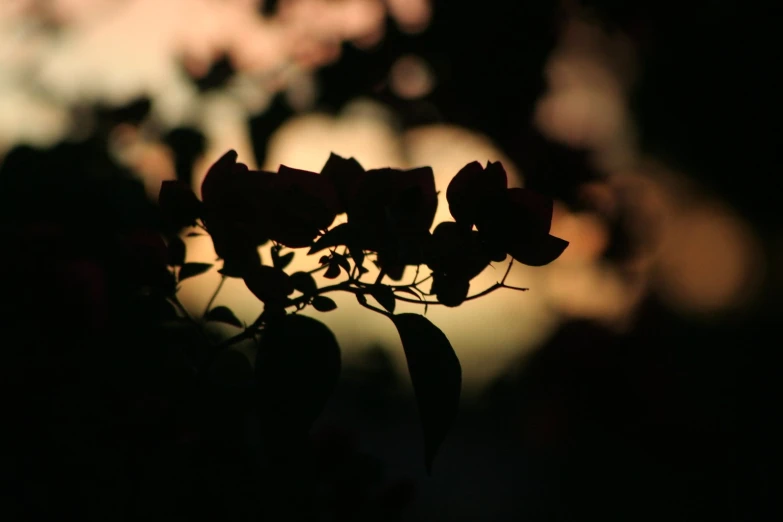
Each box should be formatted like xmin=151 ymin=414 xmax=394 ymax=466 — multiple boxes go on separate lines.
xmin=158 ymin=150 xmax=567 ymax=473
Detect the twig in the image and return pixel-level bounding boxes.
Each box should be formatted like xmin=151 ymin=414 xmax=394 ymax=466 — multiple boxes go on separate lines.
xmin=392 ymin=281 xmax=528 ymax=306
xmin=204 ymin=275 xmax=226 ymax=316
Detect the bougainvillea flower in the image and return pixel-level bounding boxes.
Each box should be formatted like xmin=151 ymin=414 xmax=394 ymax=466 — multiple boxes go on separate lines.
xmin=424 ymin=221 xmax=493 ymax=306
xmin=319 ymin=153 xmax=366 ymax=214
xmin=200 ymin=150 xmax=339 ymax=249
xmin=446 ymin=160 xmax=568 ymax=266
xmin=446 ymin=160 xmax=508 ymax=229
xmin=313 ymin=154 xmax=438 ymax=278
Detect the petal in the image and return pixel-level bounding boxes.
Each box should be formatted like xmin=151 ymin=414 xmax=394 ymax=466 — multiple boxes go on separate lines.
xmin=427 ymin=222 xmax=491 ymax=280
xmin=446 ymin=161 xmax=508 ymax=227
xmin=201 ymin=149 xmax=241 ymax=204
xmin=507 ymin=233 xmax=569 ymax=267
xmin=320 ymin=153 xmax=366 ymax=214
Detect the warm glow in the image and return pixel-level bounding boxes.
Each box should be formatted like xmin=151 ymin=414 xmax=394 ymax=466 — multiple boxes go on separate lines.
xmin=389 ymin=54 xmax=436 ymax=100
xmin=178 ymin=107 xmax=562 ymax=390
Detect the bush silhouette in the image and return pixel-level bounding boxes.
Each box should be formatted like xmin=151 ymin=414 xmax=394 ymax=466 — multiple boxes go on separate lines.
xmin=158 ymin=150 xmax=569 ymax=474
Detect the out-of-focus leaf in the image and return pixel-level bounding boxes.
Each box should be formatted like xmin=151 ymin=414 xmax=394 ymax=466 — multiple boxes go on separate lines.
xmin=208 ymin=349 xmax=253 ymax=388
xmin=271 ymin=245 xmax=294 ymax=270
xmin=167 ymin=236 xmax=186 ymax=266
xmin=290 ymin=271 xmax=317 ymax=297
xmin=204 ymin=305 xmax=243 ymax=328
xmin=255 ymin=315 xmax=341 ymax=438
xmin=333 ymin=253 xmax=351 ymax=274
xmin=178 ymin=262 xmax=213 ymax=281
xmin=312 ymin=296 xmax=337 ymax=312
xmin=324 ymin=263 xmax=341 ymax=279
xmin=243 ymin=265 xmax=294 ymax=305
xmin=350 ymin=246 xmax=367 ymax=273
xmin=159 ymin=180 xmax=202 ymax=229
xmin=369 ymin=285 xmax=396 ymax=313
xmin=390 ymin=313 xmax=461 ymax=474
xmin=355 ymin=292 xmax=368 ymax=306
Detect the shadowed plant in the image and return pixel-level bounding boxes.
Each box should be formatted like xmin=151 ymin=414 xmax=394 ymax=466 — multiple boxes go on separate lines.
xmin=157 ymin=150 xmax=569 ymax=474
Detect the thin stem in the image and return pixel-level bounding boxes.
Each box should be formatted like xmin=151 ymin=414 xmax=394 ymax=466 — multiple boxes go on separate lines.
xmin=500 ymin=259 xmax=514 ymax=285
xmin=204 ymin=275 xmax=226 ymax=316
xmin=356 ymin=297 xmax=392 ymax=318
xmin=169 ymin=294 xmax=195 ymax=322
xmin=308 ymin=263 xmax=328 ymax=275
xmin=392 ymin=281 xmax=528 ymax=306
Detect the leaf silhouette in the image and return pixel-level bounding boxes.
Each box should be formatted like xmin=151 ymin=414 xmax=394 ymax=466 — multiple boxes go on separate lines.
xmin=167 ymin=236 xmax=186 ymax=266
xmin=333 ymin=253 xmax=351 ymax=274
xmin=507 ymin=233 xmax=569 ymax=266
xmin=204 ymin=305 xmax=243 ymax=328
xmin=390 ymin=314 xmax=461 ymax=474
xmin=312 ymin=296 xmax=337 ymax=312
xmin=243 ymin=265 xmax=294 ymax=306
xmin=324 ymin=263 xmax=341 ymax=279
xmin=370 ymin=284 xmax=396 ymax=313
xmin=178 ymin=262 xmax=213 ymax=281
xmin=271 ymin=245 xmax=294 ymax=270
xmin=290 ymin=271 xmax=317 ymax=298
xmin=255 ymin=315 xmax=341 ymax=438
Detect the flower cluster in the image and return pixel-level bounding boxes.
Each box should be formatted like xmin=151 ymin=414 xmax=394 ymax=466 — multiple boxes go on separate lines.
xmin=158 ymin=150 xmax=568 ymax=474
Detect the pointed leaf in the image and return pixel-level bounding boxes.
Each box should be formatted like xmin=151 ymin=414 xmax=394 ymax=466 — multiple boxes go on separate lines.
xmin=390 ymin=313 xmax=461 ymax=474
xmin=369 ymin=285 xmax=396 ymax=314
xmin=333 ymin=253 xmax=351 ymax=274
xmin=350 ymin=246 xmax=367 ymax=273
xmin=179 ymin=262 xmax=213 ymax=281
xmin=312 ymin=296 xmax=337 ymax=312
xmin=355 ymin=293 xmax=368 ymax=306
xmin=255 ymin=315 xmax=341 ymax=439
xmin=159 ymin=180 xmax=202 ymax=229
xmin=204 ymin=305 xmax=243 ymax=328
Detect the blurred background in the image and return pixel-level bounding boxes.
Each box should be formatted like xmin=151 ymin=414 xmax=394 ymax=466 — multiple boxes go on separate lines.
xmin=1 ymin=0 xmax=776 ymax=520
